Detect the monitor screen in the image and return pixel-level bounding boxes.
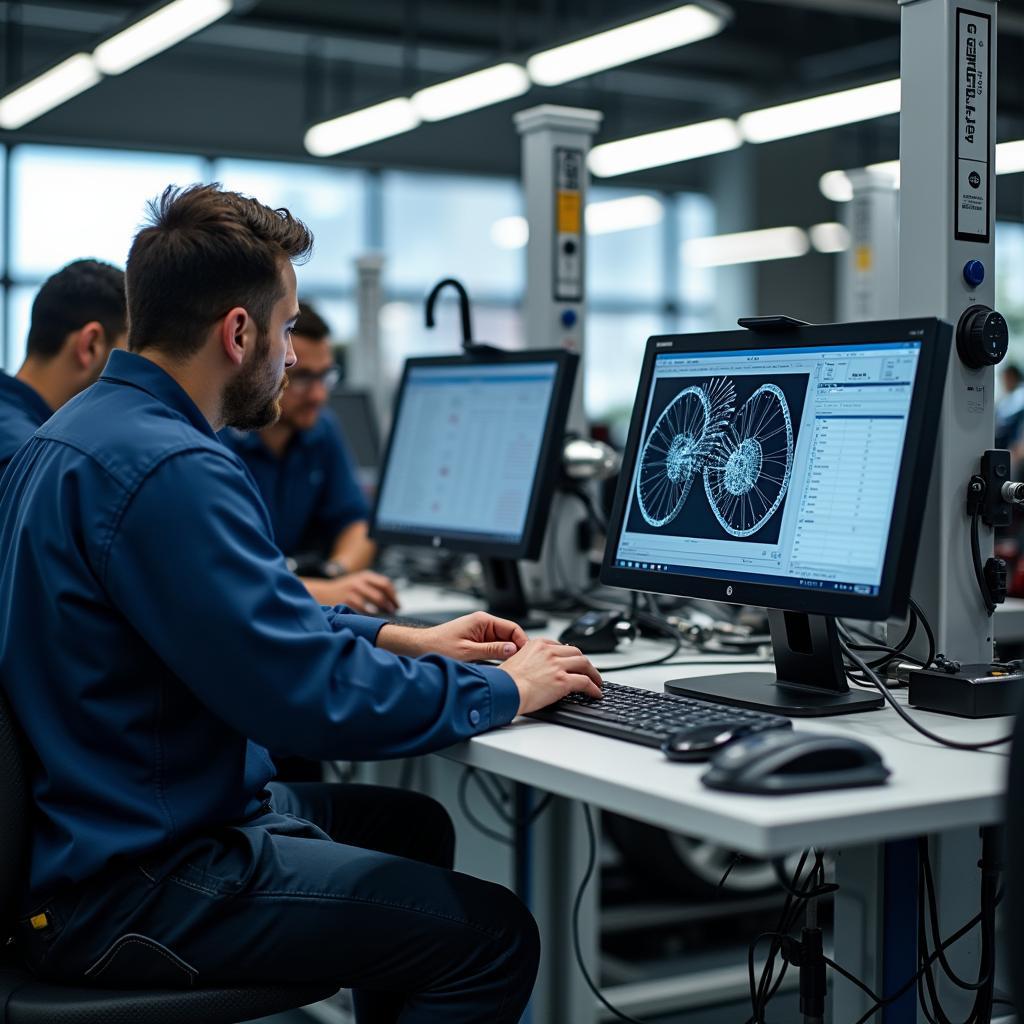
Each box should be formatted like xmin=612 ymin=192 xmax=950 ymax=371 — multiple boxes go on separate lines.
xmin=327 ymin=390 xmax=381 ymax=472
xmin=601 ymin=320 xmax=950 ymax=619
xmin=371 ymin=351 xmax=577 ymax=559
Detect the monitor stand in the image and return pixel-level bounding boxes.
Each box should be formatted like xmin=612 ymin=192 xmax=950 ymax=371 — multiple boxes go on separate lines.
xmin=665 ymin=610 xmax=883 ymax=717
xmin=481 ymin=557 xmax=548 ymax=631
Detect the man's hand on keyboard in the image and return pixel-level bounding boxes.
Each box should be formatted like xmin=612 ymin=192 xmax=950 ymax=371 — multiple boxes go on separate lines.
xmin=502 ymin=639 xmax=603 ymax=716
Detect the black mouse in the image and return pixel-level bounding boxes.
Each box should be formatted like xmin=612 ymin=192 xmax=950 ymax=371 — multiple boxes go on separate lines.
xmin=701 ymin=730 xmax=890 ymax=795
xmin=559 ymin=609 xmax=636 ymax=654
xmin=661 ymin=720 xmax=791 ymax=762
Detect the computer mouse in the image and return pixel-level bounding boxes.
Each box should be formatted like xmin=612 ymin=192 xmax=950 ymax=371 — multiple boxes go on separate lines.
xmin=559 ymin=609 xmax=636 ymax=654
xmin=701 ymin=730 xmax=891 ymax=795
xmin=661 ymin=720 xmax=791 ymax=762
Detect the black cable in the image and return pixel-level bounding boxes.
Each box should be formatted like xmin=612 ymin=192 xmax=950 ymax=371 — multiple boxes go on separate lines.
xmin=463 ymin=768 xmax=555 ymax=831
xmin=841 ymin=645 xmax=1013 ymax=751
xmin=572 ymin=804 xmax=649 ymax=1024
xmin=910 ymin=598 xmax=937 ymax=669
xmin=971 ymin=510 xmax=997 ymax=616
xmin=456 ymin=769 xmax=512 ymax=845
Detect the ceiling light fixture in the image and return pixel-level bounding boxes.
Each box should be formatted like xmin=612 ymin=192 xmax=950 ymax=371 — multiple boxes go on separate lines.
xmin=0 ymin=54 xmax=101 ymax=130
xmin=739 ymin=78 xmax=901 ymax=144
xmin=412 ymin=63 xmax=530 ymax=121
xmin=809 ymin=222 xmax=851 ymax=254
xmin=93 ymin=0 xmax=232 ymax=76
xmin=683 ymin=226 xmax=810 ymax=267
xmin=527 ymin=3 xmax=727 ymax=87
xmin=304 ymin=98 xmax=421 ymax=157
xmin=586 ymin=194 xmax=664 ymax=234
xmin=588 ymin=118 xmax=741 ymax=177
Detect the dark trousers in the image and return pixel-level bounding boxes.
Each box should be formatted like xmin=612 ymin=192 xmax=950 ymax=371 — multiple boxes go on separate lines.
xmin=20 ymin=783 xmax=540 ymax=1023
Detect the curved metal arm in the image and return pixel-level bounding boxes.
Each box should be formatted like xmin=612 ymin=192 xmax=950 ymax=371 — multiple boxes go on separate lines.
xmin=425 ymin=277 xmax=474 ymax=347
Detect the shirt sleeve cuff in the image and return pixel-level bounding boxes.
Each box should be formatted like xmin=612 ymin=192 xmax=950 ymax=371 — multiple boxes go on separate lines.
xmin=320 ymin=605 xmax=387 ymax=644
xmin=478 ymin=665 xmax=521 ymax=727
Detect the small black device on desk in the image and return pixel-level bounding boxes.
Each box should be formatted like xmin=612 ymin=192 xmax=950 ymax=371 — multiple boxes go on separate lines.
xmin=701 ymin=730 xmax=890 ymax=795
xmin=661 ymin=718 xmax=791 ymax=762
xmin=558 ymin=609 xmax=636 ymax=654
xmin=528 ymin=681 xmax=790 ymax=750
xmin=907 ymin=660 xmax=1024 ymax=718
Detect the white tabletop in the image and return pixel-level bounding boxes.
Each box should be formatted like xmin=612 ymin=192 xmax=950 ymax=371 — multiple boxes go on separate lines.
xmin=405 ymin=587 xmax=1013 ymax=857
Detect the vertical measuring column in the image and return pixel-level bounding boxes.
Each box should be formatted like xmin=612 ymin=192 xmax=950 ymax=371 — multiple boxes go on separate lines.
xmin=351 ymin=253 xmax=387 ymax=430
xmin=899 ymin=0 xmax=998 ymax=662
xmin=839 ymin=169 xmax=900 ymax=323
xmin=898 ymin=4 xmax=998 ymax=1022
xmin=515 ymin=104 xmax=603 ymax=599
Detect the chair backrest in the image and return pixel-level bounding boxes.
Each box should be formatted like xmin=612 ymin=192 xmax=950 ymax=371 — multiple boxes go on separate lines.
xmin=0 ymin=686 xmax=29 ymax=939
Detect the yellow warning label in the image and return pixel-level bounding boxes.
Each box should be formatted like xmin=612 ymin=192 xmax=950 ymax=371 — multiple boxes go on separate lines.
xmin=557 ymin=191 xmax=581 ymax=233
xmin=855 ymin=246 xmax=873 ymax=272
xmin=29 ymin=913 xmax=48 ymax=931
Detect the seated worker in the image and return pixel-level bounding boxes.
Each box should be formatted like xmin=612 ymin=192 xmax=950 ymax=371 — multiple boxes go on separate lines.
xmin=0 ymin=258 xmax=126 ymax=472
xmin=221 ymin=301 xmax=396 ymax=616
xmin=0 ymin=183 xmax=601 ymax=1023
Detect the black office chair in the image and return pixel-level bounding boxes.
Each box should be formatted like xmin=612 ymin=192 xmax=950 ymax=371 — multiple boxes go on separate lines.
xmin=0 ymin=688 xmax=338 ymax=1023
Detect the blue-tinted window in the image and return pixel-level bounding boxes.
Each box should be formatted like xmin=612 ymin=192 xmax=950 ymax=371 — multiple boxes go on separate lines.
xmin=10 ymin=146 xmax=205 ymax=279
xmin=6 ymin=285 xmax=36 ymax=372
xmin=676 ymin=192 xmax=716 ymax=310
xmin=213 ymin=159 xmax=366 ymax=292
xmin=997 ymin=222 xmax=1024 ymax=367
xmin=382 ymin=172 xmax=524 ymax=299
xmin=586 ymin=186 xmax=665 ymax=303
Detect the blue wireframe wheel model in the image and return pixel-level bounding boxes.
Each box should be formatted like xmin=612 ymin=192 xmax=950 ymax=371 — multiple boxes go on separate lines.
xmin=703 ymin=383 xmax=794 ymax=538
xmin=636 ymin=378 xmax=735 ymax=528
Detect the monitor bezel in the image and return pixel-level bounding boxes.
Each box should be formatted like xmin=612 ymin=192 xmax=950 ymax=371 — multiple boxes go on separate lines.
xmin=599 ymin=318 xmax=952 ymax=621
xmin=370 ymin=348 xmax=579 ymax=560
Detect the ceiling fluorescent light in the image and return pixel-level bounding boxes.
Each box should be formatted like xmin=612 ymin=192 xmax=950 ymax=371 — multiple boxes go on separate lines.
xmin=0 ymin=53 xmax=101 ymax=130
xmin=586 ymin=195 xmax=664 ymax=234
xmin=683 ymin=226 xmax=809 ymax=267
xmin=810 ymin=222 xmax=850 ymax=253
xmin=588 ymin=118 xmax=741 ymax=177
xmin=93 ymin=0 xmax=232 ymax=76
xmin=491 ymin=216 xmax=529 ymax=250
xmin=819 ymin=170 xmax=853 ymax=203
xmin=739 ymin=78 xmax=901 ymax=144
xmin=305 ymin=98 xmax=420 ymax=157
xmin=412 ymin=63 xmax=530 ymax=121
xmin=997 ymin=140 xmax=1024 ymax=176
xmin=527 ymin=3 xmax=726 ymax=87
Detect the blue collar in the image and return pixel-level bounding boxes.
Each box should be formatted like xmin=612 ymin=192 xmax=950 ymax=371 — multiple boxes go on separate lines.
xmin=0 ymin=373 xmax=53 ymax=425
xmin=101 ymin=350 xmax=217 ymax=440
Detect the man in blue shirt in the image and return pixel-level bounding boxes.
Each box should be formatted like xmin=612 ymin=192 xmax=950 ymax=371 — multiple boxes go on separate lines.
xmin=0 ymin=184 xmax=601 ymax=1023
xmin=222 ymin=301 xmax=398 ymax=616
xmin=0 ymin=259 xmax=126 ymax=472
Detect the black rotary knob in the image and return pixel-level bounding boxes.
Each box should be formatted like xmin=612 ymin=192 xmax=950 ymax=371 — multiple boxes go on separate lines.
xmin=957 ymin=305 xmax=1009 ymax=369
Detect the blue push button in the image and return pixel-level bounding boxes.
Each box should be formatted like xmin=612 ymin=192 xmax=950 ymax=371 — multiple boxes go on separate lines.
xmin=560 ymin=308 xmax=578 ymax=328
xmin=469 ymin=709 xmax=481 ymax=727
xmin=963 ymin=260 xmax=985 ymax=288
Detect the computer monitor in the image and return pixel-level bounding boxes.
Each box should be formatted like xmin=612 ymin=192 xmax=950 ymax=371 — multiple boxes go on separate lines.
xmin=371 ymin=350 xmax=579 ymax=625
xmin=601 ymin=318 xmax=952 ymax=716
xmin=327 ymin=388 xmax=382 ymax=491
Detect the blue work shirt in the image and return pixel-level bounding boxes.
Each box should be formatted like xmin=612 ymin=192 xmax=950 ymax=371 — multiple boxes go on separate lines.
xmin=0 ymin=349 xmax=520 ymax=903
xmin=0 ymin=372 xmax=51 ymax=474
xmin=221 ymin=411 xmax=369 ymax=558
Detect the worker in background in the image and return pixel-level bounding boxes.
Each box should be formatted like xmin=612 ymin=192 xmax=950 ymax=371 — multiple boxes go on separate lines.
xmin=0 ymin=183 xmax=601 ymax=1022
xmin=0 ymin=259 xmax=127 ymax=472
xmin=998 ymin=363 xmax=1024 ymax=454
xmin=221 ymin=301 xmax=398 ymax=616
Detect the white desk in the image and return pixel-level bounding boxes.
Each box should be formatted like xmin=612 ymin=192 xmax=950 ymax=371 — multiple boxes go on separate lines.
xmin=399 ymin=587 xmax=1013 ymax=1023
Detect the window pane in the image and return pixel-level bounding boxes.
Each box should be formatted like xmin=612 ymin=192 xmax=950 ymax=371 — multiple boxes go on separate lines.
xmin=10 ymin=145 xmax=205 ymax=279
xmin=586 ymin=186 xmax=665 ymax=303
xmin=676 ymin=192 xmax=716 ymax=309
xmin=382 ymin=172 xmax=524 ymax=298
xmin=380 ymin=300 xmax=523 ymax=385
xmin=6 ymin=285 xmax=35 ymax=372
xmin=585 ymin=309 xmax=667 ymax=434
xmin=213 ymin=159 xmax=366 ymax=292
xmin=998 ymin=222 xmax=1024 ymax=368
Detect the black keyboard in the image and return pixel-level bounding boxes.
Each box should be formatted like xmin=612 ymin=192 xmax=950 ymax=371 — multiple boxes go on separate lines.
xmin=527 ymin=681 xmax=791 ymax=748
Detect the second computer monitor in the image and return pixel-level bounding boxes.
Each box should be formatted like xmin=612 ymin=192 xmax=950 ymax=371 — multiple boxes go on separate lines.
xmin=371 ymin=350 xmax=578 ymax=623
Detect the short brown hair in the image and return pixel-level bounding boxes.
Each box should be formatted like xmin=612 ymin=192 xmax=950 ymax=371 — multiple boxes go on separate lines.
xmin=293 ymin=301 xmax=331 ymax=342
xmin=126 ymin=183 xmax=314 ymax=358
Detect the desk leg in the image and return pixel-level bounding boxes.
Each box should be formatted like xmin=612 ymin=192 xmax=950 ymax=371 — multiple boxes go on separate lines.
xmin=528 ymin=797 xmax=599 ymax=1024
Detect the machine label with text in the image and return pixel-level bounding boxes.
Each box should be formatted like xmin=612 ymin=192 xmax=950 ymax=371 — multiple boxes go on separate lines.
xmin=954 ymin=8 xmax=991 ymax=242
xmin=554 ymin=147 xmax=584 ymax=302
